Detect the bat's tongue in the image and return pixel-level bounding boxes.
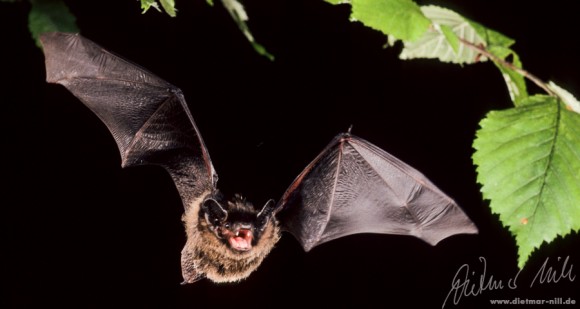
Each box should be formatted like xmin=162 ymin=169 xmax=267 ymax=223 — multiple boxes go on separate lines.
xmin=228 ymin=229 xmax=253 ymax=251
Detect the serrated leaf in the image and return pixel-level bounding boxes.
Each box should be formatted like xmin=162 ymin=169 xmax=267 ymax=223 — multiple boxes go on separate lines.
xmin=548 ymin=81 xmax=580 ymax=114
xmin=398 ymin=5 xmax=486 ymax=64
xmin=28 ymin=0 xmax=78 ymax=48
xmin=351 ymin=0 xmax=430 ymax=42
xmin=221 ymin=0 xmax=274 ymax=60
xmin=473 ymin=95 xmax=580 ymax=269
xmin=487 ymin=45 xmax=528 ymax=105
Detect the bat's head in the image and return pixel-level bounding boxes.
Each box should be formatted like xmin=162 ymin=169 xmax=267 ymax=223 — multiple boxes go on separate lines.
xmin=201 ymin=195 xmax=277 ymax=253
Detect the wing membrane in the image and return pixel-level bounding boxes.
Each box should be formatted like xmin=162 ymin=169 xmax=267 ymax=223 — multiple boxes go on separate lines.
xmin=41 ymin=32 xmax=216 ymax=209
xmin=277 ymin=133 xmax=477 ymax=251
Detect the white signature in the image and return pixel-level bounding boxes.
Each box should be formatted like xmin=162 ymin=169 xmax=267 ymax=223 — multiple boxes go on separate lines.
xmin=441 ymin=256 xmax=575 ymax=308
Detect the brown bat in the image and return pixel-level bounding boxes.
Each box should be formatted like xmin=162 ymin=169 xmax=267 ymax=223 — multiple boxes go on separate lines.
xmin=40 ymin=32 xmax=478 ymax=284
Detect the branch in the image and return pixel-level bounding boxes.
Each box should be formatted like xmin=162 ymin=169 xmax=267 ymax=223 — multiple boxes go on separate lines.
xmin=459 ymin=38 xmax=557 ymax=97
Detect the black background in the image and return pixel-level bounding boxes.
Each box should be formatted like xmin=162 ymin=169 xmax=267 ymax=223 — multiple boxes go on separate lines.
xmin=3 ymin=0 xmax=579 ymax=308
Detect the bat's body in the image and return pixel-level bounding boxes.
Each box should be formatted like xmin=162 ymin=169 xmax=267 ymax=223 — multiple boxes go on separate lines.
xmin=181 ymin=192 xmax=280 ymax=283
xmin=41 ymin=32 xmax=477 ymax=284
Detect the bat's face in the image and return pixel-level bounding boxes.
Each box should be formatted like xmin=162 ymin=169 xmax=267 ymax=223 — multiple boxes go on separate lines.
xmin=180 ymin=194 xmax=280 ymax=283
xmin=201 ymin=196 xmax=277 ymax=253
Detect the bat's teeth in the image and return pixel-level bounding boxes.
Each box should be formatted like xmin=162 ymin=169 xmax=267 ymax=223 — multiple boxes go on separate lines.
xmin=235 ymin=231 xmax=240 ymax=236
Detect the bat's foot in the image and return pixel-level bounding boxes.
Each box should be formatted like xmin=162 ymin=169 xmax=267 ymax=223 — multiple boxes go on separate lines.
xmin=180 ymin=276 xmax=204 ymax=285
xmin=181 ymin=270 xmax=205 ymax=285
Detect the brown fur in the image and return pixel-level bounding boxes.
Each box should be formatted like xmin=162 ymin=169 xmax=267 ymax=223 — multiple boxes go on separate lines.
xmin=181 ymin=191 xmax=280 ymax=283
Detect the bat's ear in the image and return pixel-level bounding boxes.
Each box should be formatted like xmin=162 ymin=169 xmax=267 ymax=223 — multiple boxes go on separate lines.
xmin=256 ymin=199 xmax=276 ymax=230
xmin=202 ymin=198 xmax=228 ymax=226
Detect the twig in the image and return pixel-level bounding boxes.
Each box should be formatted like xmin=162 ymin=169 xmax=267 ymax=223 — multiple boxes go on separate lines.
xmin=458 ymin=38 xmax=557 ymax=97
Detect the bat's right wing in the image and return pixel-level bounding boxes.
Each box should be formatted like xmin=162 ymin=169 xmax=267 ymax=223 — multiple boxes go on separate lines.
xmin=276 ymin=132 xmax=477 ymax=252
xmin=41 ymin=32 xmax=217 ymax=210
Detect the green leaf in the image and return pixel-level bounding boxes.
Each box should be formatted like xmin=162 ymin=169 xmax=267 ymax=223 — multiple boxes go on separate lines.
xmin=221 ymin=0 xmax=274 ymax=60
xmin=28 ymin=0 xmax=78 ymax=47
xmin=325 ymin=0 xmax=350 ymax=4
xmin=140 ymin=0 xmax=176 ymax=16
xmin=547 ymin=81 xmax=580 ymax=114
xmin=439 ymin=24 xmax=459 ymax=54
xmin=400 ymin=8 xmax=524 ymax=104
xmin=250 ymin=42 xmax=274 ymax=61
xmin=159 ymin=0 xmax=176 ymax=17
xmin=487 ymin=45 xmax=528 ymax=105
xmin=467 ymin=19 xmax=514 ymax=48
xmin=398 ymin=5 xmax=487 ymax=64
xmin=351 ymin=0 xmax=430 ymax=42
xmin=473 ymin=95 xmax=580 ymax=269
xmin=140 ymin=0 xmax=161 ymax=13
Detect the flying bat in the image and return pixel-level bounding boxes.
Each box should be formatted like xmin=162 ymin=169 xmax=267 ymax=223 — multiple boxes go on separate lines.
xmin=40 ymin=32 xmax=478 ymax=284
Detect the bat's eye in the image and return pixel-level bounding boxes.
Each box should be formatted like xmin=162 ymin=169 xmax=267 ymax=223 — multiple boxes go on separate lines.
xmin=224 ymin=222 xmax=231 ymax=229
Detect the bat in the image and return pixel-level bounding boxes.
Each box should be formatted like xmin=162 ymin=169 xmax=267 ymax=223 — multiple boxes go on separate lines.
xmin=40 ymin=32 xmax=478 ymax=284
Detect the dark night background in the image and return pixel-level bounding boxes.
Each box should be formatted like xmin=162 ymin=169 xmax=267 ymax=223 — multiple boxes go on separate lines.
xmin=2 ymin=0 xmax=579 ymax=308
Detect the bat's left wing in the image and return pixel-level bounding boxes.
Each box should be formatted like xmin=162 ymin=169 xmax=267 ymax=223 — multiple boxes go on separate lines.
xmin=276 ymin=132 xmax=478 ymax=252
xmin=41 ymin=32 xmax=217 ymax=211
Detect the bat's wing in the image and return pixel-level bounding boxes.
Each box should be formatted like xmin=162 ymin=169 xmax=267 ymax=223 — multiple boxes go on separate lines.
xmin=41 ymin=32 xmax=217 ymax=210
xmin=276 ymin=132 xmax=477 ymax=251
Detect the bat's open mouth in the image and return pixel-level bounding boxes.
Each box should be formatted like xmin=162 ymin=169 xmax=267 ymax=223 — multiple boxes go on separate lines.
xmin=228 ymin=229 xmax=253 ymax=252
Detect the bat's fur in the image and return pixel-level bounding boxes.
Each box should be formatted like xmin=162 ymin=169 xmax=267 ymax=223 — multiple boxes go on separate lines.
xmin=181 ymin=191 xmax=280 ymax=283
